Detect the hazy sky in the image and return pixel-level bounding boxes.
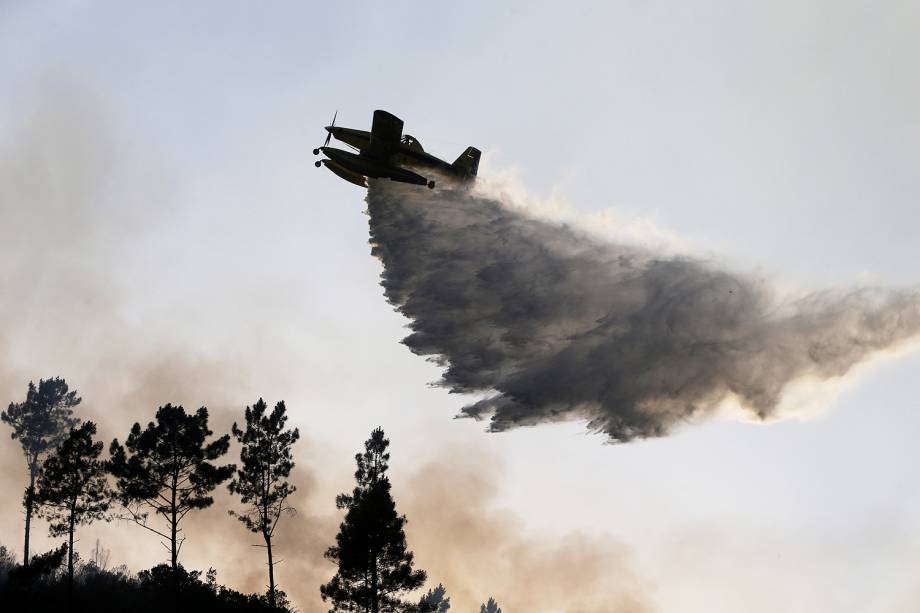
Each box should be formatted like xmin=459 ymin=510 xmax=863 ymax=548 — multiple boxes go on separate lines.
xmin=2 ymin=2 xmax=920 ymax=612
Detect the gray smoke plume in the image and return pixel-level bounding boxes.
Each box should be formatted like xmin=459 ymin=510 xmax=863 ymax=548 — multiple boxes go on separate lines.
xmin=366 ymin=181 xmax=920 ymax=441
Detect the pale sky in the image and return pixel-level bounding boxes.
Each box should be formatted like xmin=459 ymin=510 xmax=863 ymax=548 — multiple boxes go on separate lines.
xmin=2 ymin=2 xmax=920 ymax=612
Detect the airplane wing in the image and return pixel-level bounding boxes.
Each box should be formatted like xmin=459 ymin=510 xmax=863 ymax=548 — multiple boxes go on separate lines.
xmin=368 ymin=110 xmax=404 ymax=159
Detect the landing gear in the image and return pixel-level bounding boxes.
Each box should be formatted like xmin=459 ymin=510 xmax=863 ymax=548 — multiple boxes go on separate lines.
xmin=314 ymin=161 xmax=322 ymax=168
xmin=427 ymin=181 xmax=436 ymax=189
xmin=313 ymin=148 xmax=320 ymax=155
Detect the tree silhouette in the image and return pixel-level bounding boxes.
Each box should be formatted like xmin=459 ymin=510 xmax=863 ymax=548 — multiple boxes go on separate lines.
xmin=0 ymin=541 xmax=289 ymax=612
xmin=479 ymin=597 xmax=502 ymax=613
xmin=2 ymin=378 xmax=80 ymax=565
xmin=108 ymin=404 xmax=235 ymax=574
xmin=320 ymin=427 xmax=426 ymax=613
xmin=418 ymin=583 xmax=450 ymax=612
xmin=228 ymin=398 xmax=300 ymax=610
xmin=89 ymin=539 xmax=111 ymax=571
xmin=7 ymin=543 xmax=67 ymax=589
xmin=35 ymin=421 xmax=111 ymax=607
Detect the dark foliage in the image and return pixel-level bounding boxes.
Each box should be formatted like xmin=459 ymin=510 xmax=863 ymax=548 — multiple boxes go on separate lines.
xmin=479 ymin=597 xmax=502 ymax=613
xmin=2 ymin=377 xmax=81 ymax=564
xmin=0 ymin=543 xmax=289 ymax=613
xmin=321 ymin=427 xmax=426 ymax=613
xmin=6 ymin=543 xmax=67 ymax=588
xmin=109 ymin=404 xmax=235 ymax=572
xmin=0 ymin=544 xmax=15 ymax=585
xmin=228 ymin=398 xmax=300 ymax=610
xmin=418 ymin=583 xmax=450 ymax=612
xmin=35 ymin=421 xmax=111 ymax=598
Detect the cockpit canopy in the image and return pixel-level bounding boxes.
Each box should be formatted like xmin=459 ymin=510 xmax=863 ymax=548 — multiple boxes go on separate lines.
xmin=401 ymin=134 xmax=424 ymax=152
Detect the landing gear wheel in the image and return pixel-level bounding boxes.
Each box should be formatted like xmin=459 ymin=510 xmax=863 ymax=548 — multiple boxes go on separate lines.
xmin=427 ymin=181 xmax=435 ymax=189
xmin=313 ymin=148 xmax=320 ymax=155
xmin=314 ymin=161 xmax=322 ymax=168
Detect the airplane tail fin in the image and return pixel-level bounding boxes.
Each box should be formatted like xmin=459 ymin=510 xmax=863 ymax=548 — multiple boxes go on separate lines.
xmin=452 ymin=146 xmax=481 ymax=179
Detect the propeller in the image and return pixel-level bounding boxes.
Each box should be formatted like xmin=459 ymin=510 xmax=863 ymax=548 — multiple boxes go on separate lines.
xmin=323 ymin=109 xmax=338 ymax=147
xmin=313 ymin=110 xmax=338 ymax=155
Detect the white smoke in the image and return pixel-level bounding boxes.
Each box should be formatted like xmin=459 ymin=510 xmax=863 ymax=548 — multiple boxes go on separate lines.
xmin=366 ymin=180 xmax=920 ymax=441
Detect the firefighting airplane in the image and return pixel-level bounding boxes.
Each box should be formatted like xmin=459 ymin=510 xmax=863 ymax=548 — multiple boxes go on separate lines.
xmin=313 ymin=110 xmax=480 ymax=189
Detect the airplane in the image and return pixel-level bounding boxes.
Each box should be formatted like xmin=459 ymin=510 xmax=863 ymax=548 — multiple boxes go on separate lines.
xmin=313 ymin=110 xmax=480 ymax=189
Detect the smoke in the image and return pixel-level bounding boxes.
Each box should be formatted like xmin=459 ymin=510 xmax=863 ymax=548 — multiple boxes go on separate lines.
xmin=180 ymin=461 xmax=339 ymax=613
xmin=399 ymin=445 xmax=654 ymax=613
xmin=0 ymin=89 xmax=335 ymax=610
xmin=367 ymin=180 xmax=920 ymax=441
xmin=2 ymin=87 xmax=916 ymax=612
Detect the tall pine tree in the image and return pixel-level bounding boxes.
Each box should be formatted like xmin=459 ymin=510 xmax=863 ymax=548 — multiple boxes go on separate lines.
xmin=320 ymin=427 xmax=425 ymax=613
xmin=1 ymin=377 xmax=80 ymax=565
xmin=418 ymin=584 xmax=450 ymax=612
xmin=228 ymin=398 xmax=300 ymax=610
xmin=108 ymin=404 xmax=235 ymax=573
xmin=35 ymin=421 xmax=111 ymax=606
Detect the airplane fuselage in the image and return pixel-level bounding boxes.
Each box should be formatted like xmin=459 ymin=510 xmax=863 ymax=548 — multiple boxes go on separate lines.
xmin=325 ymin=126 xmax=457 ymax=175
xmin=314 ymin=110 xmax=480 ymax=189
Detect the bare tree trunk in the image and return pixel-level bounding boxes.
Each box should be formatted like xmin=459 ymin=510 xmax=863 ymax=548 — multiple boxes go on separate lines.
xmin=265 ymin=531 xmax=276 ymax=609
xmin=170 ymin=469 xmax=179 ymax=613
xmin=23 ymin=469 xmax=36 ymax=566
xmin=170 ymin=464 xmax=180 ymax=571
xmin=170 ymin=508 xmax=178 ymax=571
xmin=371 ymin=553 xmax=379 ymax=613
xmin=68 ymin=501 xmax=76 ymax=613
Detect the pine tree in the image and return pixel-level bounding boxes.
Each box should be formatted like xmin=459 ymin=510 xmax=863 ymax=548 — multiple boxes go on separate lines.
xmin=108 ymin=404 xmax=235 ymax=573
xmin=35 ymin=421 xmax=111 ymax=606
xmin=418 ymin=583 xmax=450 ymax=612
xmin=1 ymin=377 xmax=80 ymax=565
xmin=320 ymin=427 xmax=426 ymax=613
xmin=228 ymin=398 xmax=300 ymax=610
xmin=479 ymin=597 xmax=502 ymax=613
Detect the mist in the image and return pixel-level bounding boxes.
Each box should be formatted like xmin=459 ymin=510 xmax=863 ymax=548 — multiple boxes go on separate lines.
xmin=367 ymin=180 xmax=920 ymax=441
xmin=0 ymin=89 xmax=655 ymax=612
xmin=4 ymin=86 xmax=920 ymax=611
xmin=400 ymin=446 xmax=653 ymax=613
xmin=0 ymin=91 xmax=333 ymax=609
